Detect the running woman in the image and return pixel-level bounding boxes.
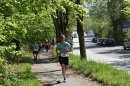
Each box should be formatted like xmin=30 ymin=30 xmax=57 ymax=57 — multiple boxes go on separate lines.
xmin=56 ymin=35 xmax=72 ymax=83
xmin=44 ymin=39 xmax=49 ymax=52
xmin=32 ymin=41 xmax=39 ymax=63
xmin=38 ymin=41 xmax=42 ymax=52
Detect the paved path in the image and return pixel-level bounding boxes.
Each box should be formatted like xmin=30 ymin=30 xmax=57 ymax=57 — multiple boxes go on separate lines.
xmin=31 ymin=49 xmax=102 ymax=86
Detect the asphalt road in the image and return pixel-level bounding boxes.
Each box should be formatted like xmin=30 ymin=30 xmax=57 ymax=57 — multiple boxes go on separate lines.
xmin=72 ymin=37 xmax=130 ymax=72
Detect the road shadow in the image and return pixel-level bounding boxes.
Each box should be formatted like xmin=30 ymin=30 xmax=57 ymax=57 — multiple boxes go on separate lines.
xmin=97 ymin=49 xmax=130 ymax=59
xmin=73 ymin=44 xmax=116 ymax=50
xmin=109 ymin=60 xmax=130 ymax=72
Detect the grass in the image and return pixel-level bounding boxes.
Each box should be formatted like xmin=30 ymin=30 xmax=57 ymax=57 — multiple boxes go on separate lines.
xmin=1 ymin=53 xmax=42 ymax=86
xmin=69 ymin=54 xmax=130 ymax=86
xmin=53 ymin=48 xmax=130 ymax=86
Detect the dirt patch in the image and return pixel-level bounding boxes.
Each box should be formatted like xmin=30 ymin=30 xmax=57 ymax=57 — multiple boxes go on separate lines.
xmin=31 ymin=49 xmax=103 ymax=86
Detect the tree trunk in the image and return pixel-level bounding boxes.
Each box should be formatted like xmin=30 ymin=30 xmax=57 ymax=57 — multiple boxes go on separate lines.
xmin=52 ymin=8 xmax=69 ymax=43
xmin=52 ymin=10 xmax=62 ymax=43
xmin=76 ymin=0 xmax=86 ymax=59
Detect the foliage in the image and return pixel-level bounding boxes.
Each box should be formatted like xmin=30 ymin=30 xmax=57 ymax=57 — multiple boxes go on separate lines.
xmin=86 ymin=0 xmax=111 ymax=38
xmin=0 ymin=0 xmax=56 ymax=47
xmin=0 ymin=1 xmax=56 ymax=85
xmin=108 ymin=0 xmax=126 ymax=45
xmin=124 ymin=0 xmax=130 ymax=18
xmin=0 ymin=54 xmax=42 ymax=86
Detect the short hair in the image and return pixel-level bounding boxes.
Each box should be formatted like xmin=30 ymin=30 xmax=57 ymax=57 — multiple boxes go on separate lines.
xmin=60 ymin=35 xmax=65 ymax=38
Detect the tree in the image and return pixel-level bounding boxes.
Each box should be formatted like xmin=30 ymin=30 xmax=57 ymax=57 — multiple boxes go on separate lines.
xmin=107 ymin=0 xmax=126 ymax=45
xmin=0 ymin=0 xmax=56 ymax=46
xmin=50 ymin=0 xmax=74 ymax=43
xmin=76 ymin=0 xmax=86 ymax=58
xmin=87 ymin=1 xmax=111 ymax=38
xmin=48 ymin=0 xmax=87 ymax=58
xmin=123 ymin=0 xmax=130 ymax=18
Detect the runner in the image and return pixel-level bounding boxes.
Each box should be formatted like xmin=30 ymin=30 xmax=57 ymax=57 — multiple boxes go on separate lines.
xmin=38 ymin=41 xmax=42 ymax=52
xmin=44 ymin=39 xmax=49 ymax=52
xmin=56 ymin=35 xmax=72 ymax=83
xmin=11 ymin=37 xmax=21 ymax=65
xmin=51 ymin=39 xmax=55 ymax=46
xmin=32 ymin=41 xmax=39 ymax=63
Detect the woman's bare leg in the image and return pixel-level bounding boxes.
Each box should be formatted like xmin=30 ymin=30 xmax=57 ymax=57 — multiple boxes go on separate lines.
xmin=33 ymin=54 xmax=36 ymax=62
xmin=61 ymin=64 xmax=69 ymax=80
xmin=35 ymin=54 xmax=38 ymax=63
xmin=61 ymin=64 xmax=66 ymax=79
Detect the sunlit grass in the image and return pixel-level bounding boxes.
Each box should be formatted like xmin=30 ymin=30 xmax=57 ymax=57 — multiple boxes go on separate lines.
xmin=3 ymin=54 xmax=42 ymax=86
xmin=69 ymin=53 xmax=130 ymax=86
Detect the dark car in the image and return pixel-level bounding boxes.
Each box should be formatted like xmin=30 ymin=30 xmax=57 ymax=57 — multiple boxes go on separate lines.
xmin=92 ymin=37 xmax=98 ymax=43
xmin=102 ymin=38 xmax=115 ymax=46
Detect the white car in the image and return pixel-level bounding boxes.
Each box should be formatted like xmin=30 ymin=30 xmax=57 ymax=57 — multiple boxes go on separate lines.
xmin=73 ymin=33 xmax=78 ymax=38
xmin=123 ymin=38 xmax=130 ymax=49
xmin=73 ymin=32 xmax=87 ymax=38
xmin=84 ymin=32 xmax=87 ymax=37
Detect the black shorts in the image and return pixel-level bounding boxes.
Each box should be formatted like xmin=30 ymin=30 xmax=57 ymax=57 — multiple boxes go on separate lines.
xmin=39 ymin=46 xmax=42 ymax=50
xmin=15 ymin=47 xmax=20 ymax=51
xmin=45 ymin=45 xmax=49 ymax=49
xmin=33 ymin=51 xmax=38 ymax=54
xmin=59 ymin=56 xmax=69 ymax=65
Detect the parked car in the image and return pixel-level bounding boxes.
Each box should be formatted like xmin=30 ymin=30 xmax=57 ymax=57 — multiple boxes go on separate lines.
xmin=123 ymin=38 xmax=130 ymax=50
xmin=102 ymin=38 xmax=115 ymax=46
xmin=92 ymin=37 xmax=98 ymax=43
xmin=84 ymin=32 xmax=87 ymax=37
xmin=74 ymin=33 xmax=78 ymax=38
xmin=97 ymin=38 xmax=102 ymax=45
xmin=97 ymin=38 xmax=105 ymax=45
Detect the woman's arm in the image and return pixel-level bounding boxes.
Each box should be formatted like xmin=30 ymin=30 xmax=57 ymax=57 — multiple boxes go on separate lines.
xmin=68 ymin=47 xmax=73 ymax=52
xmin=64 ymin=46 xmax=73 ymax=54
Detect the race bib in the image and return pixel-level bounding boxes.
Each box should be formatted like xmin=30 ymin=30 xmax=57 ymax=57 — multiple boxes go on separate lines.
xmin=61 ymin=53 xmax=67 ymax=57
xmin=34 ymin=49 xmax=38 ymax=51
